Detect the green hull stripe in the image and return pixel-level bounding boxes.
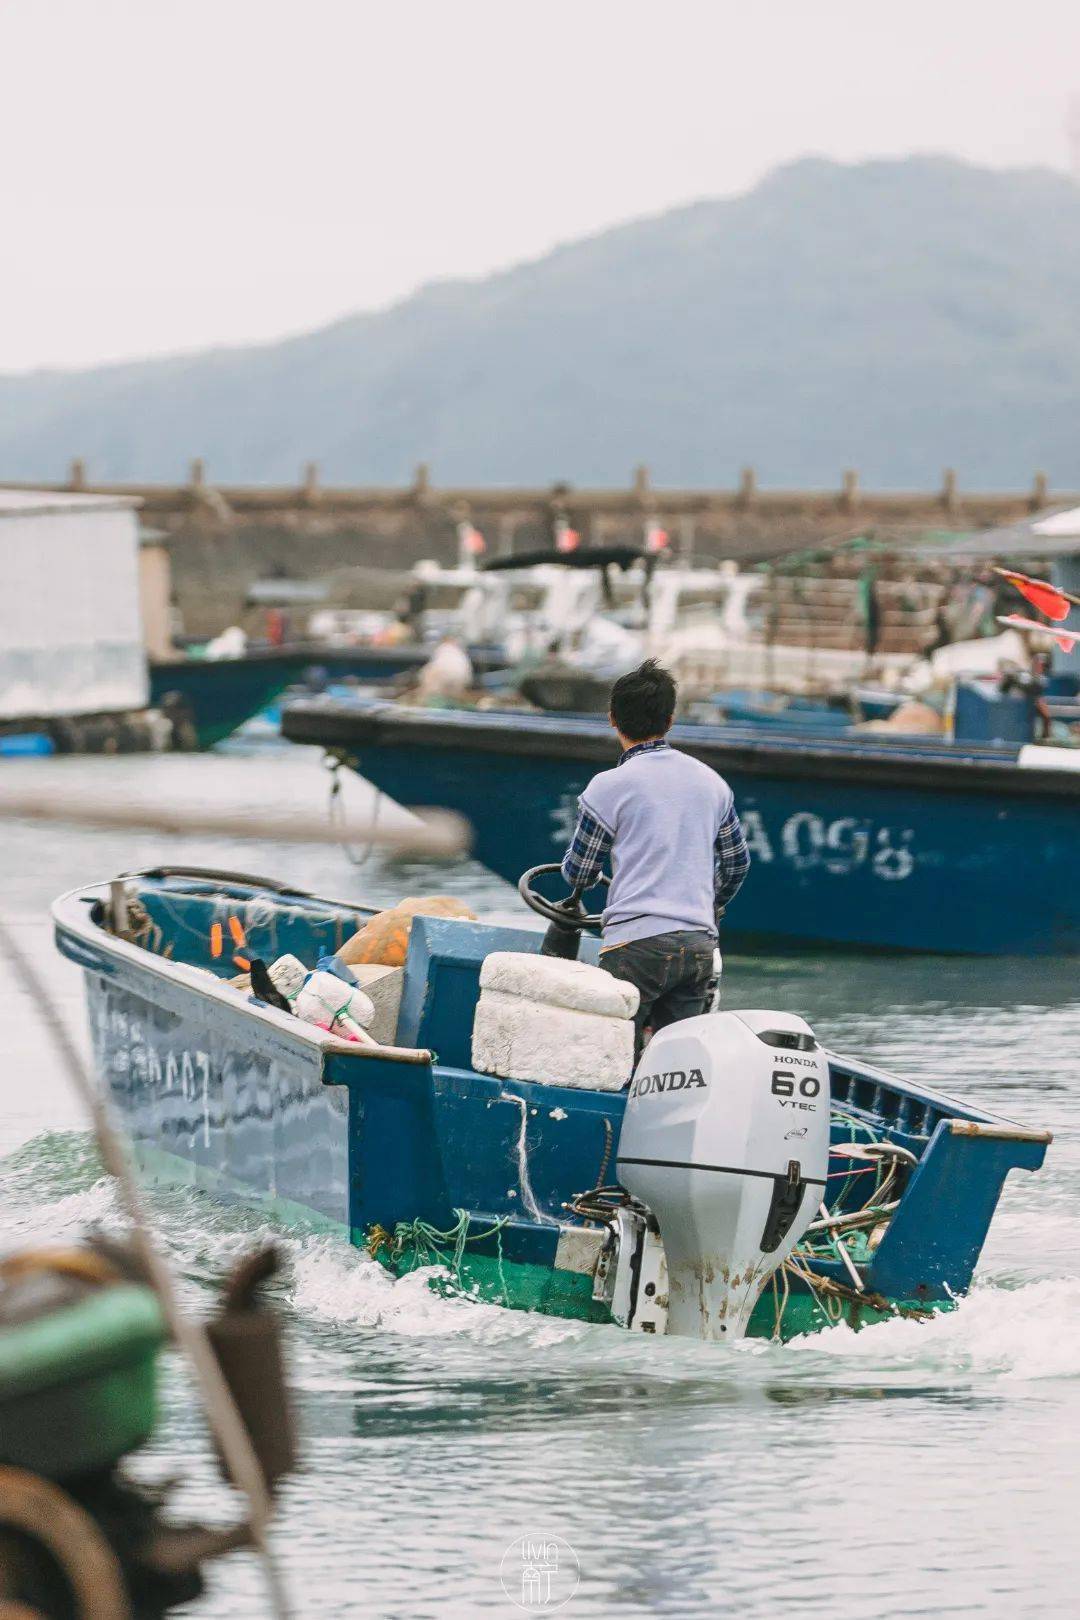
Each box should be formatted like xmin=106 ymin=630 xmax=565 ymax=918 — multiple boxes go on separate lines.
xmin=386 ymin=1237 xmax=949 ymax=1340
xmin=125 ymin=1146 xmax=947 ymax=1341
xmin=389 ymin=1247 xmax=612 ymax=1323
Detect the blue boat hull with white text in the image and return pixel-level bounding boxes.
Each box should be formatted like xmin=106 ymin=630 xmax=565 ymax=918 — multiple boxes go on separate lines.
xmin=280 ymin=700 xmax=1080 ymax=955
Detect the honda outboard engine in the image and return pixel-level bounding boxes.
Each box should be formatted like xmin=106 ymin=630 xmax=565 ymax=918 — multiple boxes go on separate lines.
xmin=616 ymin=1009 xmax=830 ymax=1340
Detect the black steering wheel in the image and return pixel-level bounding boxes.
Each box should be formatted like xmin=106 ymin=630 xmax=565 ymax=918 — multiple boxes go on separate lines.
xmin=518 ymin=862 xmax=608 ymax=932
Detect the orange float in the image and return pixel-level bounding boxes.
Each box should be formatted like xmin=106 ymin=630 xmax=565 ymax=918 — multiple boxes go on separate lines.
xmin=338 ymin=896 xmax=477 ymax=968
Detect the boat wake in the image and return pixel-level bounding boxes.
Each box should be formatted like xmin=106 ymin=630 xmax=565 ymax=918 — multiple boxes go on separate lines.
xmin=3 ymin=1127 xmax=1078 ymax=1385
xmin=287 ymin=1238 xmax=581 ymax=1344
xmin=778 ymin=1273 xmax=1080 ymax=1384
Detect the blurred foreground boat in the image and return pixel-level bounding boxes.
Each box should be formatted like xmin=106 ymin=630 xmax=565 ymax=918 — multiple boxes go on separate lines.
xmin=0 ymin=1244 xmax=293 ymax=1616
xmin=53 ymin=868 xmax=1051 ymax=1344
xmin=0 ymin=916 xmax=295 ymax=1616
xmin=281 ymin=699 xmax=1080 ymax=955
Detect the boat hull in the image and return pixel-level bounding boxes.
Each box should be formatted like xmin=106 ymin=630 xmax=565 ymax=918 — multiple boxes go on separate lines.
xmin=152 ymin=645 xmax=507 ymax=747
xmin=53 ymin=873 xmax=1051 ymax=1342
xmin=281 ymin=702 xmax=1080 ymax=955
xmin=149 ymin=646 xmax=424 ymax=749
xmin=383 ymin=1242 xmax=942 ymax=1339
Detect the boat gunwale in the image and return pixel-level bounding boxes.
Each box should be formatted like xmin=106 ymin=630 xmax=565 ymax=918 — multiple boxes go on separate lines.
xmin=117 ymin=863 xmax=383 ymax=918
xmin=826 ymin=1052 xmax=1030 ymax=1134
xmin=281 ymin=698 xmax=1080 ymax=799
xmin=149 ymin=642 xmax=507 ymax=676
xmin=51 ymin=876 xmax=1042 ymax=1135
xmin=50 ymin=880 xmax=434 ymax=1067
xmin=148 ymin=641 xmax=428 ymax=677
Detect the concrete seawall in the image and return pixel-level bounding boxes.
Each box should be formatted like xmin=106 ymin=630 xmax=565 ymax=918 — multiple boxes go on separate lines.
xmin=3 ymin=462 xmax=1068 ymax=639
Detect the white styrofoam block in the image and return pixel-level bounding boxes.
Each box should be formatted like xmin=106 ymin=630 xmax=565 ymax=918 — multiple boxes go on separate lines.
xmin=479 ymin=951 xmax=639 ymax=1021
xmin=347 ymin=964 xmax=405 ymax=1046
xmin=472 ymin=989 xmax=634 ymax=1091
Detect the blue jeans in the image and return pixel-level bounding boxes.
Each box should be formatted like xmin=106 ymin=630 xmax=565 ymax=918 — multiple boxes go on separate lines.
xmin=601 ymin=929 xmax=716 ymax=1061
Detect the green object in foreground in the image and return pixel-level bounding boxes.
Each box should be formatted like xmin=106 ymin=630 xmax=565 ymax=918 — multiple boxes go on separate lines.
xmin=0 ymin=1284 xmax=167 ymax=1480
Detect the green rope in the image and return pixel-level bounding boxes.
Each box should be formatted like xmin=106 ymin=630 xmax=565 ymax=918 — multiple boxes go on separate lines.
xmin=829 ymin=1106 xmax=885 ymax=1211
xmin=769 ymin=1106 xmax=902 ymax=1335
xmin=381 ymin=1208 xmax=511 ymax=1304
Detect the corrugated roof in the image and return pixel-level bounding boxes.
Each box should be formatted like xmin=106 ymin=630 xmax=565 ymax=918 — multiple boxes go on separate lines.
xmin=1031 ymin=506 xmax=1080 ymax=537
xmin=889 ymin=507 xmax=1080 ymax=560
xmin=0 ymin=487 xmax=142 ymax=518
xmin=793 ymin=506 xmax=1080 ymax=564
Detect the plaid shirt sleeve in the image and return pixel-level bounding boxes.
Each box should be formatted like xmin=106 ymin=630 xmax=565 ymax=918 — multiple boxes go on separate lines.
xmin=561 ymin=802 xmax=613 ymax=892
xmin=714 ymin=803 xmax=751 ymax=920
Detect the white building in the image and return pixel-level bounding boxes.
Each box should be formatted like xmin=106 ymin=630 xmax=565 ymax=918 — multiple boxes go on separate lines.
xmin=0 ymin=489 xmax=148 ymax=721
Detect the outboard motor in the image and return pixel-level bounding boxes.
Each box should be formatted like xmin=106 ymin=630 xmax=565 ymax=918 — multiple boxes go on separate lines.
xmin=616 ymin=1009 xmax=830 ymax=1340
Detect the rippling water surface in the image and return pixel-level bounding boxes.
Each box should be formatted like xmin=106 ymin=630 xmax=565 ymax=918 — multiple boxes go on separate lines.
xmin=1 ymin=744 xmax=1077 ymax=1618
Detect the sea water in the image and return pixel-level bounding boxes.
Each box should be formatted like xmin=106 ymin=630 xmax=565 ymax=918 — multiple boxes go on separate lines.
xmin=1 ymin=745 xmax=1077 ymax=1619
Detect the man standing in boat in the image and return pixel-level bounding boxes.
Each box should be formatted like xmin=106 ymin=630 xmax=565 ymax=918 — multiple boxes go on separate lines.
xmin=560 ymin=659 xmax=750 ymax=1058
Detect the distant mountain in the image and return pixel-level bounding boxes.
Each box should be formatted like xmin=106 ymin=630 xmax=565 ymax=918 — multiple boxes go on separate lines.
xmin=3 ymin=156 xmax=1080 ymax=490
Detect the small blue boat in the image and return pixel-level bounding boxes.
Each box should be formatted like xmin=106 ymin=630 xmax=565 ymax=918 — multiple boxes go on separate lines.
xmin=280 ymin=700 xmax=1080 ymax=956
xmin=150 ymin=649 xmax=312 ymax=749
xmin=708 ymin=687 xmax=906 ymax=732
xmin=150 ymin=644 xmax=507 ymax=749
xmin=54 ymin=868 xmax=1051 ymax=1341
xmin=711 ymin=689 xmax=858 ymax=733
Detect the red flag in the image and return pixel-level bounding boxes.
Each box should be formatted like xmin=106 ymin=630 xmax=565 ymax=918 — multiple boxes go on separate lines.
xmin=996 ymin=614 xmax=1080 ymax=654
xmin=645 ymin=524 xmax=670 ymax=554
xmin=457 ymin=521 xmax=486 ymax=557
xmin=992 ymin=566 xmax=1074 ymax=623
xmin=556 ymin=524 xmax=580 ymax=554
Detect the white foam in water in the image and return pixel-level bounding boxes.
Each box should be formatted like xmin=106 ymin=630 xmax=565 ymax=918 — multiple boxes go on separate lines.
xmin=781 ymin=1277 xmax=1080 ymax=1383
xmin=273 ymin=1211 xmax=1080 ymax=1377
xmin=286 ymin=1235 xmax=584 ymax=1346
xmin=4 ymin=1134 xmax=1077 ymax=1375
xmin=0 ymin=1173 xmax=119 ymax=1251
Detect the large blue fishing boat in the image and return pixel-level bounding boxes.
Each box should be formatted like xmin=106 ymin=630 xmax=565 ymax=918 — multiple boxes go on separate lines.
xmin=54 ymin=868 xmax=1051 ymax=1342
xmin=280 ymin=699 xmax=1080 ymax=955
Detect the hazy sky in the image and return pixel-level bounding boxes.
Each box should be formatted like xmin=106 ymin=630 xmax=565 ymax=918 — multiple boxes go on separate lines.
xmin=3 ymin=0 xmax=1079 ymax=373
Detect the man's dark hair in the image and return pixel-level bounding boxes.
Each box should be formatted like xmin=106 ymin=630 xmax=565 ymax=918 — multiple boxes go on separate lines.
xmin=609 ymin=660 xmax=677 ymax=741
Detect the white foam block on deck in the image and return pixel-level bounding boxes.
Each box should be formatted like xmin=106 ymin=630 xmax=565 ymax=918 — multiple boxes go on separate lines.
xmin=348 ymin=963 xmax=405 ymax=1045
xmin=479 ymin=951 xmax=639 ymax=1019
xmin=473 ymin=952 xmax=638 ymax=1091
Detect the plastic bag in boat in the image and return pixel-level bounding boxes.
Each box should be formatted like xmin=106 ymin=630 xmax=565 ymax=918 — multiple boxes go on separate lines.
xmin=293 ymin=971 xmax=375 ymax=1042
